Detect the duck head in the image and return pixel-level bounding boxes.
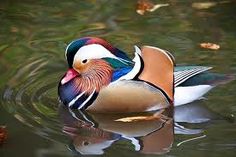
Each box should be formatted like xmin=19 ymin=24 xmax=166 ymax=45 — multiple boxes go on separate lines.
xmin=58 ymin=37 xmax=133 ymax=109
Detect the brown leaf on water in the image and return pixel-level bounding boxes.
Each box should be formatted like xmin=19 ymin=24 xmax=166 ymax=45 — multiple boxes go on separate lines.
xmin=136 ymin=0 xmax=169 ymax=15
xmin=136 ymin=0 xmax=154 ymax=15
xmin=115 ymin=116 xmax=159 ymax=122
xmin=0 ymin=126 xmax=7 ymax=145
xmin=192 ymin=2 xmax=217 ymax=9
xmin=200 ymin=42 xmax=220 ymax=50
xmin=10 ymin=26 xmax=19 ymax=33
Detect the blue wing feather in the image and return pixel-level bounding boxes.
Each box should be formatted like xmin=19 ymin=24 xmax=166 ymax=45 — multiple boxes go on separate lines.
xmin=112 ymin=67 xmax=133 ymax=81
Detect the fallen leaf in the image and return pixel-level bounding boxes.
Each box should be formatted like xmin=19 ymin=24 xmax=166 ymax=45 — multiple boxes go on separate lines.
xmin=136 ymin=0 xmax=169 ymax=15
xmin=89 ymin=22 xmax=106 ymax=30
xmin=0 ymin=126 xmax=7 ymax=145
xmin=200 ymin=42 xmax=220 ymax=50
xmin=192 ymin=2 xmax=217 ymax=9
xmin=10 ymin=26 xmax=19 ymax=33
xmin=115 ymin=115 xmax=161 ymax=122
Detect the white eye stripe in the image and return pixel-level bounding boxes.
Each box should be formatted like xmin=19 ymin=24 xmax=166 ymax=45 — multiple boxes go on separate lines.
xmin=73 ymin=44 xmax=119 ymax=63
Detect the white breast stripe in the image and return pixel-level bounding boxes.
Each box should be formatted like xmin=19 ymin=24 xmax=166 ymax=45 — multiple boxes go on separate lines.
xmin=78 ymin=88 xmax=96 ymax=109
xmin=114 ymin=46 xmax=142 ymax=82
xmin=68 ymin=90 xmax=87 ymax=107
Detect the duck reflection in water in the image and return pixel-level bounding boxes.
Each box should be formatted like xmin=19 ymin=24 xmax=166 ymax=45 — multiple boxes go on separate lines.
xmin=59 ymin=106 xmax=174 ymax=155
xmin=59 ymin=100 xmax=221 ymax=155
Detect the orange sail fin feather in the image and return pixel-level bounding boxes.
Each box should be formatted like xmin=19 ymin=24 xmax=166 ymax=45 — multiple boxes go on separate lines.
xmin=139 ymin=46 xmax=174 ymax=101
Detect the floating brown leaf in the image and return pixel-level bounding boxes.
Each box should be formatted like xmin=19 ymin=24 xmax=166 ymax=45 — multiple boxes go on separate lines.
xmin=200 ymin=42 xmax=220 ymax=50
xmin=192 ymin=2 xmax=217 ymax=9
xmin=0 ymin=126 xmax=7 ymax=145
xmin=10 ymin=26 xmax=19 ymax=33
xmin=136 ymin=0 xmax=169 ymax=15
xmin=115 ymin=115 xmax=162 ymax=122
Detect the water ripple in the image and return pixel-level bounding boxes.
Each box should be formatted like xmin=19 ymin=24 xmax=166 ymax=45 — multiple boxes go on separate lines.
xmin=0 ymin=55 xmax=66 ymax=142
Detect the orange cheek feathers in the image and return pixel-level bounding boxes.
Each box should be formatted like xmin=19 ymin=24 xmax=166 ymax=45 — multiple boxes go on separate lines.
xmin=73 ymin=61 xmax=87 ymax=73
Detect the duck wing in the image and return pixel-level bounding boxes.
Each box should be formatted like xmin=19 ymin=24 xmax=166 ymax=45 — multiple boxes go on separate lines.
xmin=174 ymin=66 xmax=212 ymax=87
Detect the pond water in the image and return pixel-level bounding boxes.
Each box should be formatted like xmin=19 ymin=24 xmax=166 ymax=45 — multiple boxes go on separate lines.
xmin=1 ymin=0 xmax=236 ymax=156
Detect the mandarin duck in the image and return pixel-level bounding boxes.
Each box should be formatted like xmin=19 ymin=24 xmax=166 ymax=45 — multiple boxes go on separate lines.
xmin=58 ymin=37 xmax=233 ymax=112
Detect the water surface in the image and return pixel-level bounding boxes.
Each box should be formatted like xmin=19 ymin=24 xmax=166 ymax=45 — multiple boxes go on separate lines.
xmin=1 ymin=0 xmax=236 ymax=156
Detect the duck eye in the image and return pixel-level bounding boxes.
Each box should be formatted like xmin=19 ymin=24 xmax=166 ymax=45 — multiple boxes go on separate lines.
xmin=83 ymin=141 xmax=90 ymax=146
xmin=82 ymin=59 xmax=88 ymax=64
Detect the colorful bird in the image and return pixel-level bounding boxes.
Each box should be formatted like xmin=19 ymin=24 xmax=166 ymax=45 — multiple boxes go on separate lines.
xmin=58 ymin=37 xmax=233 ymax=113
